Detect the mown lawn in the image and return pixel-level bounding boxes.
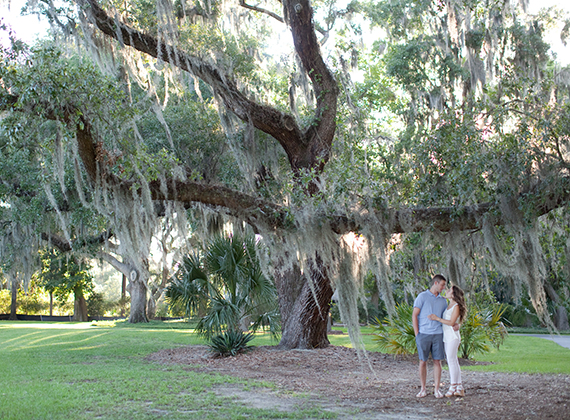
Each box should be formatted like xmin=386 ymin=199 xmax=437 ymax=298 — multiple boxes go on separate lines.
xmin=465 ymin=335 xmax=570 ymax=374
xmin=0 ymin=321 xmax=326 ymax=420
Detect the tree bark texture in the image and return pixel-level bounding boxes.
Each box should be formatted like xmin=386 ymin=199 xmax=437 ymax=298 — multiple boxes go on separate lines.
xmin=553 ymin=306 xmax=570 ymax=331
xmin=544 ymin=282 xmax=570 ymax=330
xmin=121 ymin=274 xmax=127 ymax=317
xmin=128 ymin=275 xmax=149 ymax=323
xmin=73 ymin=288 xmax=89 ymax=322
xmin=146 ymin=294 xmax=157 ymax=320
xmin=9 ymin=277 xmax=18 ymax=320
xmin=275 ymin=256 xmax=333 ymax=349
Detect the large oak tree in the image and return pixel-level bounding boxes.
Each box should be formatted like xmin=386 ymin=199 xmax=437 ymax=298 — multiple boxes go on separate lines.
xmin=2 ymin=0 xmax=569 ymax=345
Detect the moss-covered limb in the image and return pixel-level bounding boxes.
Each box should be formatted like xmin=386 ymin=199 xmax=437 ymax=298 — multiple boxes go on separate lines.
xmin=388 ymin=202 xmax=496 ymax=233
xmin=5 ymin=88 xmax=570 ymax=234
xmin=40 ymin=230 xmax=113 ymax=253
xmin=80 ymin=0 xmax=339 ymax=177
xmin=147 ymin=179 xmax=289 ymax=230
xmin=331 ymin=176 xmax=570 ymax=234
xmin=79 ymin=0 xmax=308 ymax=168
xmin=282 ymin=0 xmax=339 ymax=163
xmin=134 ymin=175 xmax=570 ymax=236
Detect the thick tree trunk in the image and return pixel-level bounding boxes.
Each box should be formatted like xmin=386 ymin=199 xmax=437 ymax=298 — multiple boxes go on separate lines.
xmin=146 ymin=294 xmax=156 ymax=320
xmin=553 ymin=306 xmax=569 ymax=330
xmin=9 ymin=278 xmax=18 ymax=320
xmin=97 ymin=252 xmax=149 ymax=323
xmin=73 ymin=288 xmax=89 ymax=322
xmin=275 ymin=257 xmax=334 ymax=349
xmin=128 ymin=274 xmax=149 ymax=323
xmin=545 ymin=282 xmax=569 ymax=330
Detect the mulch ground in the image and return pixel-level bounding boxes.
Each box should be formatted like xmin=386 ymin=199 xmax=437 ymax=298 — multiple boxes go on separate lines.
xmin=148 ymin=344 xmax=570 ymax=419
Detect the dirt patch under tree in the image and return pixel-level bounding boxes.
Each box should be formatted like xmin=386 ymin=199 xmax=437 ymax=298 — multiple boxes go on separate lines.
xmin=148 ymin=343 xmax=570 ymax=419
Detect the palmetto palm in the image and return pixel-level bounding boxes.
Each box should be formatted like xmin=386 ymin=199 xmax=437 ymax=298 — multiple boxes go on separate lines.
xmin=166 ymin=234 xmax=279 ymax=338
xmin=371 ymin=302 xmax=417 ymax=355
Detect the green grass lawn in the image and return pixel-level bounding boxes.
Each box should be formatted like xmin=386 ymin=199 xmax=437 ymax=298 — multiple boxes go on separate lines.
xmin=464 ymin=335 xmax=570 ymax=374
xmin=2 ymin=321 xmax=569 ymax=420
xmin=0 ymin=321 xmax=327 ymax=420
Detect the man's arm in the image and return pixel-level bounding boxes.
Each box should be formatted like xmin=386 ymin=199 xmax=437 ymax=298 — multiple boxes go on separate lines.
xmin=412 ymin=307 xmax=421 ymax=336
xmin=429 ymin=306 xmax=460 ymax=326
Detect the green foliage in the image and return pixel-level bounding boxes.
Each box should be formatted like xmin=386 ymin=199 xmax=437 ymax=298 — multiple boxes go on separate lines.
xmin=0 ymin=280 xmax=62 ymax=315
xmin=16 ymin=287 xmax=49 ymax=315
xmin=86 ymin=292 xmax=108 ymax=317
xmin=208 ymin=330 xmax=255 ymax=358
xmin=135 ymin=99 xmax=235 ymax=184
xmin=460 ymin=299 xmax=509 ymax=359
xmin=0 ymin=290 xmax=8 ymax=313
xmin=383 ymin=39 xmax=434 ymax=91
xmin=166 ymin=234 xmax=280 ymax=338
xmin=500 ymin=301 xmax=540 ymax=328
xmin=38 ymin=249 xmax=94 ymax=303
xmin=371 ymin=302 xmax=416 ymax=355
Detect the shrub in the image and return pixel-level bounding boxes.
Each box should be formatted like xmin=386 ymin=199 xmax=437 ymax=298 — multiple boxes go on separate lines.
xmin=0 ymin=290 xmax=10 ymax=313
xmin=460 ymin=302 xmax=508 ymax=359
xmin=87 ymin=292 xmax=106 ymax=317
xmin=502 ymin=302 xmax=540 ymax=328
xmin=166 ymin=234 xmax=280 ymax=338
xmin=371 ymin=302 xmax=416 ymax=355
xmin=18 ymin=289 xmax=49 ymax=314
xmin=208 ymin=330 xmax=254 ymax=357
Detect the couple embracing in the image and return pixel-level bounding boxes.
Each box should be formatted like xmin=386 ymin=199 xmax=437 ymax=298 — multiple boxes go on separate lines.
xmin=412 ymin=274 xmax=466 ymax=398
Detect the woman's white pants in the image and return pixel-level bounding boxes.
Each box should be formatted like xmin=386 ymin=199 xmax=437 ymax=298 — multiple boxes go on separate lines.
xmin=445 ymin=339 xmax=462 ymax=384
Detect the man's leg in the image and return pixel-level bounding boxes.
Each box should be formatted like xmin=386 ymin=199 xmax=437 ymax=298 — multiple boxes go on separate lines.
xmin=415 ymin=333 xmax=428 ymax=397
xmin=419 ymin=360 xmax=427 ymax=391
xmin=432 ymin=333 xmax=445 ymax=398
xmin=433 ymin=359 xmax=442 ymax=392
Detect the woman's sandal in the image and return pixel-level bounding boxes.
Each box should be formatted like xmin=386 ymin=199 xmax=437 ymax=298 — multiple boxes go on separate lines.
xmin=416 ymin=389 xmax=427 ymax=398
xmin=453 ymin=385 xmax=465 ymax=397
xmin=445 ymin=384 xmax=457 ymax=397
xmin=434 ymin=389 xmax=444 ymax=399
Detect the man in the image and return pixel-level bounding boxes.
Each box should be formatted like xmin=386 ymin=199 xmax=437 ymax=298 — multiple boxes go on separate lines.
xmin=412 ymin=274 xmax=448 ymax=398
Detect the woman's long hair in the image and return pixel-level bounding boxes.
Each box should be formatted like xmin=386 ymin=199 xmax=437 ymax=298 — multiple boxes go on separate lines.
xmin=452 ymin=285 xmax=467 ymax=322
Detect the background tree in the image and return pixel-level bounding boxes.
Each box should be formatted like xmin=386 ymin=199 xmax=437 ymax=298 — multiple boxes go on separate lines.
xmin=38 ymin=248 xmax=94 ymax=321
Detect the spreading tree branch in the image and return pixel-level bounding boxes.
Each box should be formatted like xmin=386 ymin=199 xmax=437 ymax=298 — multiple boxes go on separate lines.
xmin=79 ymin=0 xmax=338 ymax=172
xmin=238 ymin=0 xmax=284 ymax=23
xmin=41 ymin=230 xmax=113 ymax=252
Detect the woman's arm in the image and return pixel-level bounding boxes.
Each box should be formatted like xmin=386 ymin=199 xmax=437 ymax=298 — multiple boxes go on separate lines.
xmin=428 ymin=305 xmax=459 ymax=326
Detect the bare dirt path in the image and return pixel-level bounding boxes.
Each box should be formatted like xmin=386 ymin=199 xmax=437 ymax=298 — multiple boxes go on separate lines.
xmin=148 ymin=345 xmax=570 ymax=419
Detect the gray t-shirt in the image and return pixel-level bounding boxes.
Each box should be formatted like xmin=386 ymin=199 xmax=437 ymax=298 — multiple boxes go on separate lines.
xmin=414 ymin=289 xmax=447 ymax=335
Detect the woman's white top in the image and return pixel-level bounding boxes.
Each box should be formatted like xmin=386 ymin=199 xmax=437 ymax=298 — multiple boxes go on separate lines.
xmin=442 ymin=303 xmax=461 ymax=343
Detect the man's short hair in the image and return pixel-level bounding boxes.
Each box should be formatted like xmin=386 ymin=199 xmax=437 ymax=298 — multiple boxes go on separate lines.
xmin=432 ymin=274 xmax=447 ymax=284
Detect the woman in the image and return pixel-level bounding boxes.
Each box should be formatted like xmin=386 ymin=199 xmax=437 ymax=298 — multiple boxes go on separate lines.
xmin=428 ymin=284 xmax=466 ymax=397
